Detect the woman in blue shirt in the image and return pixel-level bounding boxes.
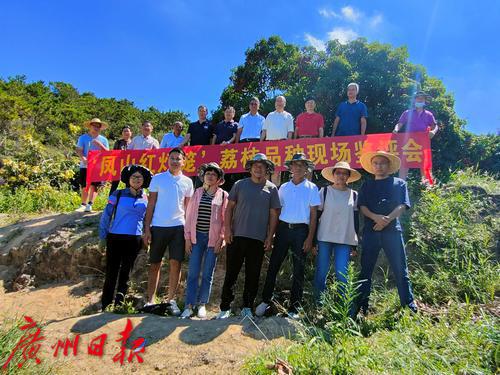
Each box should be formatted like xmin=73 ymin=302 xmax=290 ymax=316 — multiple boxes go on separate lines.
xmin=99 ymin=164 xmax=152 ymax=311
xmin=355 ymin=151 xmax=417 ymax=315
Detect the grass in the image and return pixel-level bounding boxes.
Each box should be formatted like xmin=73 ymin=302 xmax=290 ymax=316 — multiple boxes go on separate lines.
xmin=245 ymin=168 xmax=500 ymax=374
xmin=0 ymin=186 xmax=108 ymax=214
xmin=0 ymin=318 xmax=55 ymax=374
xmin=245 ymin=296 xmax=499 ymax=374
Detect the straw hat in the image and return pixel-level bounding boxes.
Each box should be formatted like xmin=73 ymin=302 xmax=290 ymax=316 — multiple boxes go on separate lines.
xmin=84 ymin=118 xmax=108 ymax=130
xmin=321 ymin=161 xmax=361 ymax=184
xmin=359 ymin=151 xmax=401 ymax=175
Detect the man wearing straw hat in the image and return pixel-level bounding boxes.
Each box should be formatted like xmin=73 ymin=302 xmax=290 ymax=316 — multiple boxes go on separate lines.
xmin=255 ymin=153 xmax=320 ymax=319
xmin=75 ymin=118 xmax=110 ymax=212
xmin=217 ymin=153 xmax=281 ymax=319
xmin=355 ymin=150 xmax=417 ymax=315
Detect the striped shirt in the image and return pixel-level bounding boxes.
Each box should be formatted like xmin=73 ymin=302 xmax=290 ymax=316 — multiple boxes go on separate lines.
xmin=196 ymin=190 xmax=214 ymax=233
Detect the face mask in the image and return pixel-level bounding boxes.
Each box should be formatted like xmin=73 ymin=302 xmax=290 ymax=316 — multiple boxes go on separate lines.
xmin=415 ymin=102 xmax=425 ymax=108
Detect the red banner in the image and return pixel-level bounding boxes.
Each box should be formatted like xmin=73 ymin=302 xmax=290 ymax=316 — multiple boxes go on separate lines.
xmin=86 ymin=132 xmax=433 ymax=184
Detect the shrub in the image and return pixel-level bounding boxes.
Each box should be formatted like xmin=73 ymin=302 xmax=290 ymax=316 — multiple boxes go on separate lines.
xmin=0 ymin=185 xmax=108 ymax=214
xmin=408 ymin=169 xmax=500 ymax=304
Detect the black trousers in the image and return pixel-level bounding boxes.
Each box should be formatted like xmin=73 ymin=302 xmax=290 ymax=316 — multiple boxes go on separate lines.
xmin=101 ymin=233 xmax=142 ymax=310
xmin=220 ymin=236 xmax=265 ymax=311
xmin=261 ymin=222 xmax=308 ymax=312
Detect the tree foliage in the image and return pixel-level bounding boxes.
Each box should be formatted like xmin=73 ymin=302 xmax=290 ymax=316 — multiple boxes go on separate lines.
xmin=216 ymin=36 xmax=498 ymax=178
xmin=0 ymin=76 xmax=188 ymax=189
xmin=0 ymin=37 xmax=498 ymax=191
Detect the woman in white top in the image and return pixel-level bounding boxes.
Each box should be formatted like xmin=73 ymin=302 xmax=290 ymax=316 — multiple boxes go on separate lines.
xmin=314 ymin=161 xmax=361 ymax=303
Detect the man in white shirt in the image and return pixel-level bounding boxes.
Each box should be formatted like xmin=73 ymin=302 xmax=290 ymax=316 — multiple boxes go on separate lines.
xmin=143 ymin=147 xmax=194 ymax=315
xmin=128 ymin=121 xmax=160 ymax=150
xmin=261 ymin=96 xmax=294 ymax=185
xmin=236 ymin=97 xmax=265 ymax=143
xmin=160 ymin=121 xmax=185 ymax=148
xmin=261 ymin=96 xmax=294 ymax=141
xmin=255 ymin=153 xmax=320 ymax=319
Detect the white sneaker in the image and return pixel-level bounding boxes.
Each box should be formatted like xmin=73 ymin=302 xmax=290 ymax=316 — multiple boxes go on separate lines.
xmin=241 ymin=307 xmax=253 ymax=319
xmin=84 ymin=204 xmax=92 ymax=212
xmin=255 ymin=302 xmax=269 ymax=317
xmin=216 ymin=310 xmax=230 ymax=319
xmin=197 ymin=305 xmax=207 ymax=319
xmin=75 ymin=205 xmax=86 ymax=212
xmin=167 ymin=300 xmax=181 ymax=316
xmin=180 ymin=308 xmax=193 ymax=319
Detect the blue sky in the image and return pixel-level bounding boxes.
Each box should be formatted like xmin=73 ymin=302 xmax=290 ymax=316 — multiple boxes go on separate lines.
xmin=1 ymin=0 xmax=498 ymax=134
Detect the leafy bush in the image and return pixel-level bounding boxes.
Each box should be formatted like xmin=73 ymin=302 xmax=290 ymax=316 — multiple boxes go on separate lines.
xmin=0 ymin=185 xmax=107 ymax=213
xmin=246 ymin=170 xmax=499 ymax=374
xmin=408 ymin=169 xmax=499 ymax=304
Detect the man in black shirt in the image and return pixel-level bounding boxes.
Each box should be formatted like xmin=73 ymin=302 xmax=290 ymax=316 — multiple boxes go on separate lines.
xmin=212 ymin=106 xmax=238 ymax=145
xmin=184 ymin=105 xmax=214 ymax=146
xmin=109 ymin=125 xmax=133 ymax=195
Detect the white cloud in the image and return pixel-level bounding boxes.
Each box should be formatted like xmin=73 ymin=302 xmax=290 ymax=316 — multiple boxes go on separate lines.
xmin=370 ymin=14 xmax=383 ymax=28
xmin=304 ymin=33 xmax=326 ymax=51
xmin=319 ymin=8 xmax=340 ymax=19
xmin=327 ymin=27 xmax=358 ymax=44
xmin=341 ymin=6 xmax=361 ymax=22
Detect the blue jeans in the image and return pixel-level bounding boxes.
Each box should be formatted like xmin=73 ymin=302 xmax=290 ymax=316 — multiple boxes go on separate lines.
xmin=314 ymin=242 xmax=351 ymax=302
xmin=185 ymin=231 xmax=218 ymax=306
xmin=358 ymin=230 xmax=414 ymax=310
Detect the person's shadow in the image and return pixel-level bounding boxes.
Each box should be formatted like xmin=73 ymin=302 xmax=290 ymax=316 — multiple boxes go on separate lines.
xmin=70 ymin=312 xmax=297 ymax=349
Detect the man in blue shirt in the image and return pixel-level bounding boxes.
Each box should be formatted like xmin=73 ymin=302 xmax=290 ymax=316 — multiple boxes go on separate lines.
xmin=160 ymin=121 xmax=185 ymax=148
xmin=184 ymin=105 xmax=214 ymax=146
xmin=236 ymin=97 xmax=265 ymax=143
xmin=212 ymin=106 xmax=238 ymax=145
xmin=332 ymin=83 xmax=368 ymax=136
xmin=75 ymin=118 xmax=110 ymax=212
xmin=355 ymin=150 xmax=417 ymax=316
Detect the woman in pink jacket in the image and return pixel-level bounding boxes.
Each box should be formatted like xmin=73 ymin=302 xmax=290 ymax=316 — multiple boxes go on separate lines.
xmin=181 ymin=163 xmax=228 ymax=319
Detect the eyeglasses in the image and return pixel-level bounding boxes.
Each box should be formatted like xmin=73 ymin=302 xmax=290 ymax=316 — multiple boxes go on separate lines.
xmin=130 ymin=175 xmax=144 ymax=180
xmin=250 ymin=102 xmax=258 ymax=106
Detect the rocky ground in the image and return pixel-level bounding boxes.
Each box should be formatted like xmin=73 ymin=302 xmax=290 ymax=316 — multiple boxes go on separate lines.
xmin=0 ymin=213 xmax=295 ymax=374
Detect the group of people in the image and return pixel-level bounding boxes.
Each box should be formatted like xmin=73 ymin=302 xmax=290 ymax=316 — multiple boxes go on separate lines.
xmin=75 ymin=84 xmax=438 ymax=211
xmin=98 ymin=145 xmax=417 ymax=320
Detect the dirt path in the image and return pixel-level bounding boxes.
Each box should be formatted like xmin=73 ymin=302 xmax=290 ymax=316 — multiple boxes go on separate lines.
xmin=1 ymin=281 xmax=293 ymax=374
xmin=0 ymin=213 xmax=294 ymax=373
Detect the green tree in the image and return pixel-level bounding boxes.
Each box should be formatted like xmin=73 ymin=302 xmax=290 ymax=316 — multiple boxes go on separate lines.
xmin=216 ymin=36 xmax=497 ymax=177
